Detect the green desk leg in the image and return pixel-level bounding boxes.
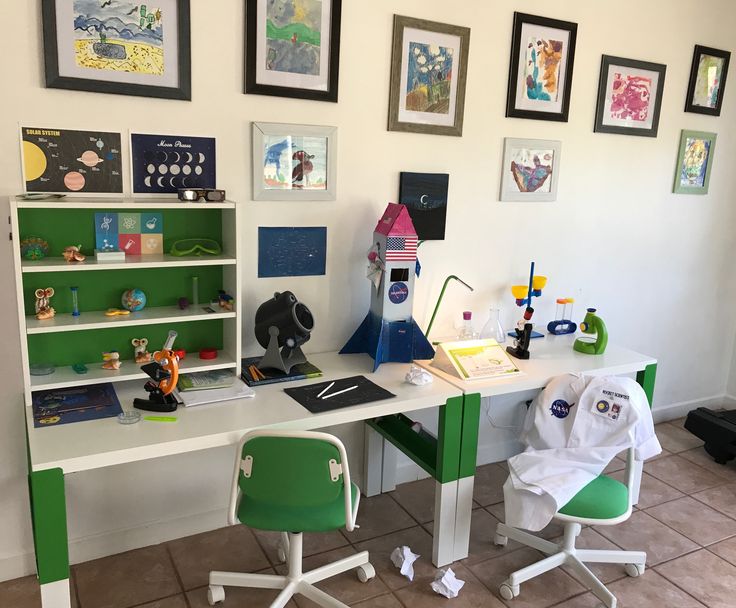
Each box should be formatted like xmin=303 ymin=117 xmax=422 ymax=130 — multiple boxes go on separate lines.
xmin=28 ymin=467 xmax=71 ymax=607
xmin=452 ymin=392 xmax=481 ymax=561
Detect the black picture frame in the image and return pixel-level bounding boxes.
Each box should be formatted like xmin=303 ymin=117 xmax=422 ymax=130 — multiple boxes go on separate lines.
xmin=594 ymin=55 xmax=666 ymax=138
xmin=245 ymin=0 xmax=342 ymax=102
xmin=505 ymin=12 xmax=578 ymax=122
xmin=684 ymin=45 xmax=731 ymax=116
xmin=42 ymin=0 xmax=191 ymax=100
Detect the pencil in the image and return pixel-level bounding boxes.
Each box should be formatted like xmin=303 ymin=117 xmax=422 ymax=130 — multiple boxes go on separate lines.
xmin=321 ymin=385 xmax=358 ymax=400
xmin=317 ymin=381 xmax=335 ymax=398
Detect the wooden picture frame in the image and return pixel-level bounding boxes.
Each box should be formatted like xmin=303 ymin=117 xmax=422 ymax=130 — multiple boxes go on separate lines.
xmin=252 ymin=122 xmax=337 ymax=201
xmin=499 ymin=138 xmax=562 ymax=202
xmin=42 ymin=0 xmax=191 ymax=100
xmin=505 ymin=12 xmax=577 ymax=122
xmin=673 ymin=130 xmax=716 ymax=195
xmin=387 ymin=15 xmax=470 ymax=136
xmin=245 ymin=0 xmax=342 ymax=102
xmin=685 ymin=45 xmax=731 ymax=116
xmin=594 ymin=55 xmax=666 ymax=137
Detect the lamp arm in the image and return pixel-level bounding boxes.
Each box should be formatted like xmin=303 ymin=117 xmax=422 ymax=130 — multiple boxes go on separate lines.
xmin=425 ymin=275 xmax=474 ymax=338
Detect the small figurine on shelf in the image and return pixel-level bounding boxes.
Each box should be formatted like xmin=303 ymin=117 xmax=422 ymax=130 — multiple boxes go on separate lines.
xmin=21 ymin=236 xmax=49 ymax=261
xmin=102 ymin=351 xmax=121 ymax=370
xmin=217 ymin=290 xmax=234 ymax=311
xmin=34 ymin=288 xmax=56 ymax=320
xmin=62 ymin=245 xmax=86 ymax=263
xmin=132 ymin=338 xmax=152 ymax=363
xmin=177 ymin=297 xmax=190 ymax=310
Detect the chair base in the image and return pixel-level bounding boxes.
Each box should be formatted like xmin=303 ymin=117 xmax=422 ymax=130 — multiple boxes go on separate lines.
xmin=208 ymin=532 xmax=374 ymax=608
xmin=495 ymin=522 xmax=646 ymax=608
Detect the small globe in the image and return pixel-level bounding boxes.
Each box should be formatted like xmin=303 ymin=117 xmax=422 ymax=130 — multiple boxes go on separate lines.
xmin=20 ymin=236 xmax=49 ymax=261
xmin=121 ymin=288 xmax=147 ymax=312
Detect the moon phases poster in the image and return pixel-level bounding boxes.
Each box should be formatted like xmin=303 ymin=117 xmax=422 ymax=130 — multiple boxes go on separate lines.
xmin=21 ymin=127 xmax=123 ymax=194
xmin=398 ymin=172 xmax=449 ymax=240
xmin=131 ymin=133 xmax=216 ymax=194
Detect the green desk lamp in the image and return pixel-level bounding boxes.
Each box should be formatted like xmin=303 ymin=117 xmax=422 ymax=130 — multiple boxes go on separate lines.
xmin=425 ymin=275 xmax=474 ymax=344
xmin=573 ymin=308 xmax=608 ymax=355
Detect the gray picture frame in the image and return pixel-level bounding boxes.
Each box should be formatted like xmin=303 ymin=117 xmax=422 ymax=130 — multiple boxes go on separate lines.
xmin=388 ymin=15 xmax=470 ymax=137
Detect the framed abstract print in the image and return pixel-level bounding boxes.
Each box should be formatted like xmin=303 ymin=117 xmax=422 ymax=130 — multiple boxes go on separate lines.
xmin=500 ymin=138 xmax=561 ymax=202
xmin=388 ymin=15 xmax=470 ymax=136
xmin=673 ymin=130 xmax=716 ymax=195
xmin=685 ymin=45 xmax=730 ymax=116
xmin=245 ymin=0 xmax=342 ymax=102
xmin=42 ymin=0 xmax=191 ymax=100
xmin=594 ymin=55 xmax=666 ymax=137
xmin=505 ymin=12 xmax=577 ymax=122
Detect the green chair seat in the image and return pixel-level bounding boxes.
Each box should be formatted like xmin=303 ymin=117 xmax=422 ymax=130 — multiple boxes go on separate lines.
xmin=238 ymin=482 xmax=358 ymax=533
xmin=558 ymin=474 xmax=629 ymax=520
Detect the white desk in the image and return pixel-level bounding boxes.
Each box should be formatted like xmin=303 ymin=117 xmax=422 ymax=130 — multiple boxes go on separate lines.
xmin=416 ymin=334 xmax=657 ymax=562
xmin=26 ymin=352 xmax=464 ymax=608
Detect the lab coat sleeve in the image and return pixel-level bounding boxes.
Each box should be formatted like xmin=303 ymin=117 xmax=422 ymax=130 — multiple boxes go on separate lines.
xmin=629 ymin=381 xmax=662 ymax=461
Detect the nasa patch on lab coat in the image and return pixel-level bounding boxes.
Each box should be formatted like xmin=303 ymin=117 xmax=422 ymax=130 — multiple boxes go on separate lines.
xmin=592 ymin=398 xmax=623 ymax=421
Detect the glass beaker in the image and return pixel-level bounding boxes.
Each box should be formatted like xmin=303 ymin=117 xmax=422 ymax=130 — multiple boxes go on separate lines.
xmin=480 ymin=306 xmax=506 ymax=343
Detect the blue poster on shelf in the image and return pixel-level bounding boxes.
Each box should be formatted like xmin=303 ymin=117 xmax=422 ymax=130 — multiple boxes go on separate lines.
xmin=130 ymin=133 xmax=216 ymax=194
xmin=258 ymin=227 xmax=327 ymax=278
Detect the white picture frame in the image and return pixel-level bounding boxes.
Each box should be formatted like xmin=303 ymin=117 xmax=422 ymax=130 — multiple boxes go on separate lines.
xmin=252 ymin=122 xmax=337 ymax=201
xmin=500 ymin=137 xmax=562 ymax=202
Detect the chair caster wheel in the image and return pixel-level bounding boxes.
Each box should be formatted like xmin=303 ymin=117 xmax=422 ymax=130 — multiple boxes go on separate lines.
xmin=494 ymin=533 xmax=508 ymax=546
xmin=499 ymin=582 xmax=519 ymax=600
xmin=207 ymin=585 xmax=225 ymax=605
xmin=357 ymin=563 xmax=376 ymax=583
xmin=625 ymin=563 xmax=645 ymax=577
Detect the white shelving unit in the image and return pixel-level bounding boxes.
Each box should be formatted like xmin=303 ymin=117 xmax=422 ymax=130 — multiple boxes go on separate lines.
xmin=10 ymin=196 xmax=243 ymax=406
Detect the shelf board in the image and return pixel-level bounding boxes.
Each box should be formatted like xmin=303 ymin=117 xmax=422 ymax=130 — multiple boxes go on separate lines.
xmin=14 ymin=196 xmax=236 ymax=209
xmin=26 ymin=305 xmax=235 ymax=335
xmin=21 ymin=254 xmax=236 ymax=273
xmin=30 ymin=351 xmax=237 ymax=391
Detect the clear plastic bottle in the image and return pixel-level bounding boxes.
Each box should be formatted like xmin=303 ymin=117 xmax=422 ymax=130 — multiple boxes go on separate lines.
xmin=458 ymin=311 xmax=476 ymax=340
xmin=480 ymin=306 xmax=506 ymax=343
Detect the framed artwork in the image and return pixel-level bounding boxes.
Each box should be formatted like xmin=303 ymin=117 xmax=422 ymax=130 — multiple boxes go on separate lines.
xmin=245 ymin=0 xmax=342 ymax=102
xmin=505 ymin=12 xmax=577 ymax=122
xmin=594 ymin=55 xmax=666 ymax=137
xmin=252 ymin=122 xmax=337 ymax=201
xmin=398 ymin=172 xmax=449 ymax=240
xmin=685 ymin=45 xmax=731 ymax=116
xmin=130 ymin=133 xmax=216 ymax=194
xmin=20 ymin=126 xmax=123 ymax=194
xmin=42 ymin=0 xmax=191 ymax=100
xmin=673 ymin=130 xmax=716 ymax=195
xmin=500 ymin=138 xmax=561 ymax=202
xmin=388 ymin=15 xmax=470 ymax=136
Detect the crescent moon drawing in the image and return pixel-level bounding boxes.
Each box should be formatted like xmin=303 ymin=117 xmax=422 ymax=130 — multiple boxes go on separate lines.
xmin=156 ymin=176 xmax=165 ymax=187
xmin=181 ymin=176 xmax=189 ymax=187
xmin=185 ymin=152 xmax=193 ymax=163
xmin=172 ymin=152 xmax=180 ymax=163
xmin=169 ymin=177 xmax=177 ymax=188
xmin=144 ymin=176 xmax=152 ymax=187
xmin=198 ymin=152 xmax=206 ymax=163
xmin=419 ymin=194 xmax=428 ymax=205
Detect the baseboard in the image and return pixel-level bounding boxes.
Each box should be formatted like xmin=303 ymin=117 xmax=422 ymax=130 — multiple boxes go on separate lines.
xmin=0 ymin=507 xmax=229 ymax=582
xmin=652 ymin=393 xmax=734 ymax=424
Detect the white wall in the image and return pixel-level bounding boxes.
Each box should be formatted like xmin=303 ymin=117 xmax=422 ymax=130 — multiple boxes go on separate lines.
xmin=2 ymin=0 xmax=736 ymax=580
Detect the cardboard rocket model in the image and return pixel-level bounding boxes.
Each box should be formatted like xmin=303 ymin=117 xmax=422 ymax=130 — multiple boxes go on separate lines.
xmin=340 ymin=203 xmax=435 ymax=370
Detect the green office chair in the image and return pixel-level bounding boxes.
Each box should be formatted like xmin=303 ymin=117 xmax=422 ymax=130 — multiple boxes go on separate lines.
xmin=207 ymin=430 xmax=375 ymax=608
xmin=494 ymin=447 xmax=645 ymax=608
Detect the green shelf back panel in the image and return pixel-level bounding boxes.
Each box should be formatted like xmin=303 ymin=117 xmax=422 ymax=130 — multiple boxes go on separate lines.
xmin=27 ymin=320 xmax=223 ymax=367
xmin=18 ymin=208 xmax=222 ymax=256
xmin=23 ymin=267 xmax=224 ymax=315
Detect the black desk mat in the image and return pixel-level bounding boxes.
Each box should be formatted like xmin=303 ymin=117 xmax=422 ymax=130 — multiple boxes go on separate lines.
xmin=284 ymin=375 xmax=396 ymax=413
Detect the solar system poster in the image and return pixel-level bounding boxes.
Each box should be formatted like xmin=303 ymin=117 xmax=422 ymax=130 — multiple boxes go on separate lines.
xmin=21 ymin=127 xmax=123 ymax=194
xmin=130 ymin=133 xmax=216 ymax=194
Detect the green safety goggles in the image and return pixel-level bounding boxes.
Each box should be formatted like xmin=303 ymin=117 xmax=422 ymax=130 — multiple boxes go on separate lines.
xmin=169 ymin=238 xmax=222 ymax=257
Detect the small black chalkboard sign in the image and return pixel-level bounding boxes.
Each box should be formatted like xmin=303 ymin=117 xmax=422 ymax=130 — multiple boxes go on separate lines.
xmin=284 ymin=375 xmax=395 ymax=413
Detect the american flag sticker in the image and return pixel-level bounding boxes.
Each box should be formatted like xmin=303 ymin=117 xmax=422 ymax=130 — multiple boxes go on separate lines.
xmin=386 ymin=236 xmax=418 ymax=261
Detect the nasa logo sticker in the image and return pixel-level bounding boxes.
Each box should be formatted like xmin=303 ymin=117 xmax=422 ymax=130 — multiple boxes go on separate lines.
xmin=550 ymin=399 xmax=575 ymax=419
xmin=388 ymin=282 xmax=409 ymax=304
xmin=596 ymin=400 xmax=610 ymax=413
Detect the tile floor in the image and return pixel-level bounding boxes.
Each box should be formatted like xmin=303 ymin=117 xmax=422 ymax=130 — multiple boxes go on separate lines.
xmin=4 ymin=417 xmax=736 ymax=608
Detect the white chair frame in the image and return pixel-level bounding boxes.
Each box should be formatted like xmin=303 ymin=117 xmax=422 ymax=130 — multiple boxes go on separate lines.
xmin=208 ymin=429 xmax=374 ymax=608
xmin=495 ymin=447 xmax=646 ymax=608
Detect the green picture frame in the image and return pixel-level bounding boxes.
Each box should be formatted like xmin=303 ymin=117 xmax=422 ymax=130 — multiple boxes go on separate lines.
xmin=673 ymin=130 xmax=717 ymax=195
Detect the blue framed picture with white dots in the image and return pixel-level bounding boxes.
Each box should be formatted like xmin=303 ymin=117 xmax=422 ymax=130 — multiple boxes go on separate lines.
xmin=130 ymin=133 xmax=216 ymax=194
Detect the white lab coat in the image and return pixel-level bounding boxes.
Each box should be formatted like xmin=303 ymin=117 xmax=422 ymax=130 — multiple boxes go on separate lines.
xmin=503 ymin=374 xmax=661 ymax=531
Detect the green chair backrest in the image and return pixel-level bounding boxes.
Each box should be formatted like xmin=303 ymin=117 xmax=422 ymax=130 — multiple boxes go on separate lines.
xmin=239 ymin=436 xmax=343 ymax=508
